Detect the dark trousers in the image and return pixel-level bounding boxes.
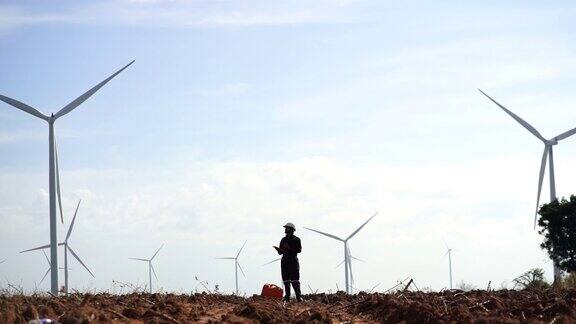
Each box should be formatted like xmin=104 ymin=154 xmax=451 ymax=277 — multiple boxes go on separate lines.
xmin=281 ymin=257 xmax=301 ymax=300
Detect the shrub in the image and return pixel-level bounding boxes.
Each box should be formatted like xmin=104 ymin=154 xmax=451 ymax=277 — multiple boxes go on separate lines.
xmin=512 ymin=268 xmax=549 ymax=290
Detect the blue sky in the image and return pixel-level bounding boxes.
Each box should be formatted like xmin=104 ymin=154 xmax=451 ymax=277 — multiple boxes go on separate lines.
xmin=2 ymin=0 xmax=576 ymax=294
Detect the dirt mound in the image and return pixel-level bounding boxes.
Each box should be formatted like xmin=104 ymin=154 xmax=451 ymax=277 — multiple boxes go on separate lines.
xmin=347 ymin=290 xmax=576 ymax=323
xmin=1 ymin=289 xmax=575 ymax=323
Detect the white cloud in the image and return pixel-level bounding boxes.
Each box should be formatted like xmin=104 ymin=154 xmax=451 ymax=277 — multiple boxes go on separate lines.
xmin=279 ymin=34 xmax=576 ymax=124
xmin=0 ymin=153 xmax=567 ymax=293
xmin=0 ymin=1 xmax=351 ymax=32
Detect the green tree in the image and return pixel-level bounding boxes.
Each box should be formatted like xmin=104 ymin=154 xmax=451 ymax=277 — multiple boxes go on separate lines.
xmin=538 ymin=196 xmax=576 ymax=272
xmin=512 ymin=268 xmax=549 ymax=290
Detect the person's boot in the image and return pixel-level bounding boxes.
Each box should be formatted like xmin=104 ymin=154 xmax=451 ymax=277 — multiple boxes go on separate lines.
xmin=283 ymin=281 xmax=291 ymax=302
xmin=293 ymin=281 xmax=302 ymax=302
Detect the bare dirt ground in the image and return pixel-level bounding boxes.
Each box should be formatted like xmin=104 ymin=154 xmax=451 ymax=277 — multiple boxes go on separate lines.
xmin=2 ymin=289 xmax=576 ymax=323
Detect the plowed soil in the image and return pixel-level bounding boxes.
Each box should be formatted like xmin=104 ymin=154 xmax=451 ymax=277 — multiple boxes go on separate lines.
xmin=2 ymin=289 xmax=576 ymax=323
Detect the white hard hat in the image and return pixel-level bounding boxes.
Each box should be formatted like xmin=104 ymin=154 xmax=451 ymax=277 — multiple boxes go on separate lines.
xmin=283 ymin=222 xmax=296 ymax=230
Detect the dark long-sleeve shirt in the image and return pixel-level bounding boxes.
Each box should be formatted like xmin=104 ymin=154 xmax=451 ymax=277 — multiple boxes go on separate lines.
xmin=278 ymin=235 xmax=301 ymax=259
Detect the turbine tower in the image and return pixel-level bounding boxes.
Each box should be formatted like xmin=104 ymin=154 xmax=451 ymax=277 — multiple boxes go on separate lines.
xmin=216 ymin=241 xmax=247 ymax=295
xmin=129 ymin=244 xmax=164 ymax=294
xmin=444 ymin=244 xmax=453 ymax=290
xmin=0 ymin=61 xmax=134 ymax=295
xmin=479 ymin=89 xmax=573 ymax=282
xmin=305 ymin=212 xmax=377 ymax=294
xmin=21 ymin=200 xmax=94 ymax=294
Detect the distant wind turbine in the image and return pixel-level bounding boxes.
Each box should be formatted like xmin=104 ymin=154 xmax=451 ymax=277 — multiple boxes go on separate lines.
xmin=479 ymin=89 xmax=569 ymax=282
xmin=129 ymin=244 xmax=164 ymax=294
xmin=0 ymin=61 xmax=134 ymax=295
xmin=305 ymin=212 xmax=377 ymax=294
xmin=216 ymin=241 xmax=247 ymax=295
xmin=21 ymin=200 xmax=94 ymax=294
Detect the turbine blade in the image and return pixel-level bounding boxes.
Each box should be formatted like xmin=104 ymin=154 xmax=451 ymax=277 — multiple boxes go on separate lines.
xmin=335 ymin=259 xmax=345 ymax=269
xmin=237 ymin=262 xmax=246 ymax=278
xmin=151 ymin=244 xmax=164 ymax=260
xmin=304 ymin=227 xmax=344 ymax=241
xmin=0 ymin=95 xmax=48 ymax=120
xmin=129 ymin=258 xmax=149 ymax=262
xmin=151 ymin=264 xmax=158 ymax=281
xmin=40 ymin=268 xmax=51 ymax=284
xmin=54 ymin=135 xmax=65 ymax=224
xmin=262 ymin=258 xmax=281 ymax=266
xmin=369 ymin=282 xmax=381 ymax=292
xmin=555 ymin=126 xmax=576 ymax=142
xmin=66 ymin=200 xmax=82 ymax=242
xmin=67 ymin=246 xmax=95 ymax=278
xmin=236 ymin=241 xmax=247 ymax=259
xmin=478 ymin=89 xmax=546 ymax=142
xmin=215 ymin=257 xmax=235 ymax=260
xmin=346 ymin=212 xmax=378 ymax=240
xmin=54 ymin=60 xmax=135 ymax=119
xmin=442 ymin=239 xmax=449 ymax=250
xmin=20 ymin=244 xmax=51 ymax=253
xmin=535 ymin=145 xmax=549 ymax=229
xmin=42 ymin=250 xmax=51 ymax=266
xmin=351 ymin=256 xmax=365 ymax=263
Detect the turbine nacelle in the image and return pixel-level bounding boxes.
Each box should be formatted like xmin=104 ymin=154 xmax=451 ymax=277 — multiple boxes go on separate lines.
xmin=546 ymin=139 xmax=558 ymax=146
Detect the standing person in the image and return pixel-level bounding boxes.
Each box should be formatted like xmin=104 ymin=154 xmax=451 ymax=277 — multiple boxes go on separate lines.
xmin=274 ymin=222 xmax=302 ymax=302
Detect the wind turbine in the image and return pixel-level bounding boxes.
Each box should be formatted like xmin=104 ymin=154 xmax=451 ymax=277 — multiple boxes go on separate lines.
xmin=216 ymin=241 xmax=247 ymax=295
xmin=479 ymin=89 xmax=573 ymax=282
xmin=0 ymin=61 xmax=134 ymax=295
xmin=21 ymin=199 xmax=94 ymax=294
xmin=305 ymin=212 xmax=377 ymax=294
xmin=129 ymin=244 xmax=164 ymax=294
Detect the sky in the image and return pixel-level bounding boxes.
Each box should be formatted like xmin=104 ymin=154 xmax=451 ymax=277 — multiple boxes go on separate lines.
xmin=1 ymin=0 xmax=576 ymax=295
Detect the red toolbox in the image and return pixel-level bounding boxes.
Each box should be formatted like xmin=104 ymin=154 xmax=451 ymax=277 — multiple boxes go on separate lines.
xmin=261 ymin=284 xmax=283 ymax=300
